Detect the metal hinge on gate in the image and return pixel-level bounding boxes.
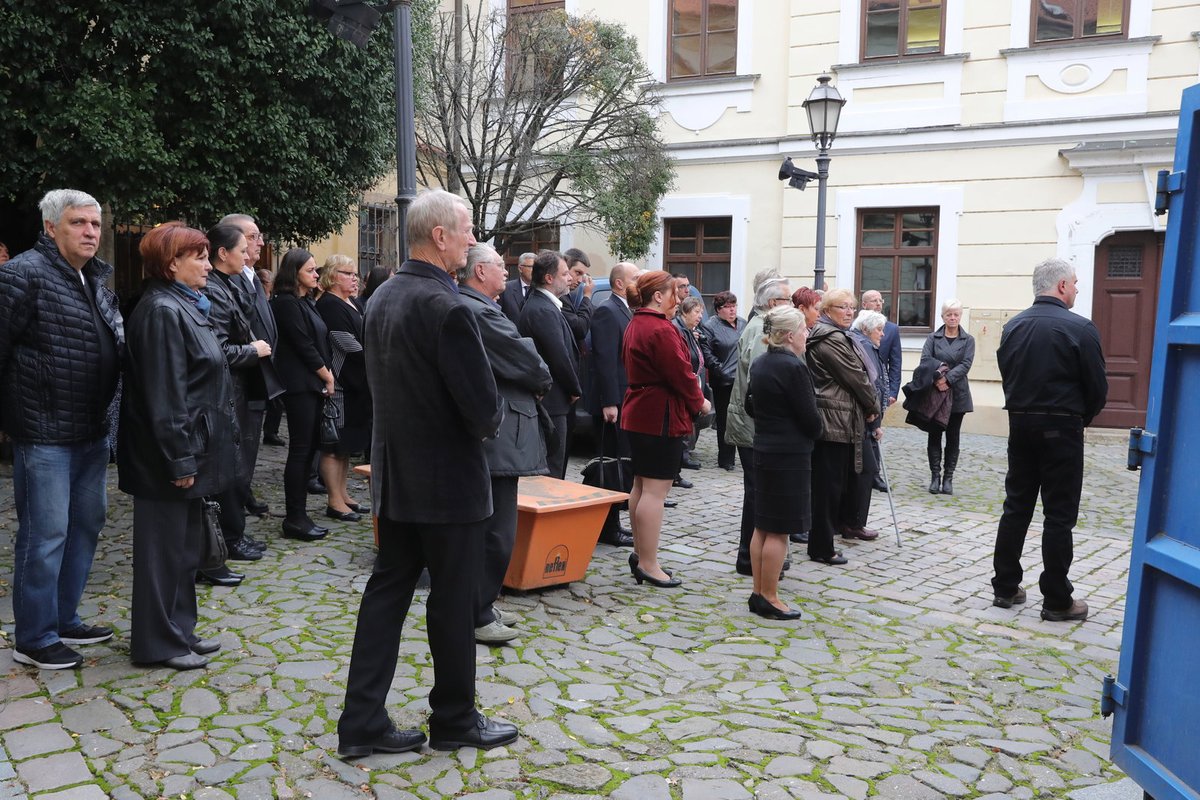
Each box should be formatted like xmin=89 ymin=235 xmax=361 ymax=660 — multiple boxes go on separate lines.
xmin=1127 ymin=427 xmax=1156 ymax=471
xmin=1155 ymin=169 xmax=1184 ymax=216
xmin=1101 ymin=674 xmax=1127 ymax=718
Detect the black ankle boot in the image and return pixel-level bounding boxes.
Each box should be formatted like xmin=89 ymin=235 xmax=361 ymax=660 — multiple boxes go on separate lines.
xmin=942 ymin=448 xmax=959 ymax=495
xmin=927 ymin=443 xmax=942 ymax=494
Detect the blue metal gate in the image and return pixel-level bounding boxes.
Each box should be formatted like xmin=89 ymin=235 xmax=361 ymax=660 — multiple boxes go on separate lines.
xmin=1104 ymin=82 xmax=1200 ymax=800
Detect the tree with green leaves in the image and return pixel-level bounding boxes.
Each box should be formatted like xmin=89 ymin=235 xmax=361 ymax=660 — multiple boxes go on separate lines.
xmin=415 ymin=6 xmax=674 ymax=261
xmin=0 ymin=0 xmax=402 ymax=244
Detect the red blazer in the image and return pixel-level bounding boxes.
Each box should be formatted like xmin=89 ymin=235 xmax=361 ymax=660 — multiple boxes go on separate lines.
xmin=620 ymin=309 xmax=705 ymax=437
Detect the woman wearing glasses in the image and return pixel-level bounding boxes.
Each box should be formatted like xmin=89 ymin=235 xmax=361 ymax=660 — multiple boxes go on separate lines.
xmin=805 ymin=288 xmax=881 ymax=566
xmin=316 ymin=255 xmax=371 ymax=521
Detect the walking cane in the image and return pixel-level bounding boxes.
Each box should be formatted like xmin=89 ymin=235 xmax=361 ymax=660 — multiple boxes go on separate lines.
xmin=876 ymin=438 xmax=903 ymax=547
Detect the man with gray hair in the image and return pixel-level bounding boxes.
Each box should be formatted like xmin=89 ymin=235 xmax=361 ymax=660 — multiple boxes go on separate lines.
xmin=991 ymin=257 xmax=1107 ymax=622
xmin=457 ymin=244 xmax=552 ymax=644
xmin=338 ymin=189 xmax=516 ymax=756
xmin=0 ymin=189 xmax=125 ymax=669
xmin=726 ymin=273 xmax=792 ymax=575
xmin=499 ymin=251 xmax=536 ymax=323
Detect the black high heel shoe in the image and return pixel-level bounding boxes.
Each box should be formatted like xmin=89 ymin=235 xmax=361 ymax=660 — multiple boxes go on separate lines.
xmin=749 ymin=593 xmax=802 ymax=620
xmin=629 ymin=552 xmax=673 ymax=577
xmin=629 ymin=554 xmax=681 ymax=588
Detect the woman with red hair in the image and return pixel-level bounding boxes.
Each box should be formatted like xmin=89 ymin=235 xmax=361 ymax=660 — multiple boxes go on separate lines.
xmin=620 ymin=271 xmax=711 ymax=588
xmin=118 ymin=223 xmax=240 ymax=670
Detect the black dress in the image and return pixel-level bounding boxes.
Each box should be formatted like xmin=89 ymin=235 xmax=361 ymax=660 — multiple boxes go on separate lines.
xmin=316 ymin=292 xmax=371 ymax=455
xmin=747 ymin=348 xmax=824 ymax=534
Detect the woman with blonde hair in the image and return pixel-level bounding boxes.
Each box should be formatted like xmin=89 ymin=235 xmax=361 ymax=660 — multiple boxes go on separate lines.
xmin=805 ymin=288 xmax=881 ymax=565
xmin=921 ymin=299 xmax=975 ymax=494
xmin=746 ymin=306 xmax=823 ymax=619
xmin=315 ymin=255 xmax=371 ymax=520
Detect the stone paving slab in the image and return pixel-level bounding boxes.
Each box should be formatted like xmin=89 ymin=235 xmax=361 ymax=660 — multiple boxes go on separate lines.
xmin=0 ymin=428 xmax=1147 ymax=798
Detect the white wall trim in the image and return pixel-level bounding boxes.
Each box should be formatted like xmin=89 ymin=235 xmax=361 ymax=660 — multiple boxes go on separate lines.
xmin=834 ymin=184 xmax=965 ymax=326
xmin=647 ymin=194 xmax=750 ymax=298
xmin=1002 ymin=38 xmax=1155 ymax=122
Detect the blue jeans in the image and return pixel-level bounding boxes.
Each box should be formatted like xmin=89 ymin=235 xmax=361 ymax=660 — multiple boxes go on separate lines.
xmin=11 ymin=438 xmax=110 ymax=650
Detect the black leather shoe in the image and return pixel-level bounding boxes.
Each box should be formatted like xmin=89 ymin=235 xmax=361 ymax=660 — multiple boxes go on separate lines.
xmin=306 ymin=478 xmax=327 ymax=495
xmin=262 ymin=433 xmax=286 ymax=446
xmin=672 ymin=476 xmax=694 ymax=489
xmin=599 ymin=531 xmax=634 ymax=547
xmin=789 ymin=532 xmax=809 ymax=544
xmin=227 ymin=537 xmax=264 ymax=562
xmin=339 ymin=726 xmax=427 ymax=758
xmin=872 ymin=476 xmax=889 ymax=492
xmin=749 ymin=593 xmax=803 ymax=620
xmin=326 ymin=506 xmax=362 ymax=522
xmin=191 ymin=638 xmax=221 ymax=655
xmin=346 ymin=501 xmax=371 ymax=514
xmin=680 ymin=455 xmax=701 ymax=470
xmin=196 ymin=569 xmax=245 ymax=587
xmin=809 ymin=551 xmax=848 ymax=566
xmin=719 ymin=462 xmax=736 ymax=471
xmin=242 ymin=533 xmax=267 ymax=553
xmin=245 ymin=498 xmax=269 ymax=516
xmin=429 ymin=714 xmax=518 ymax=751
xmin=282 ymin=520 xmax=328 ymax=542
xmin=664 ymin=500 xmax=678 ymax=508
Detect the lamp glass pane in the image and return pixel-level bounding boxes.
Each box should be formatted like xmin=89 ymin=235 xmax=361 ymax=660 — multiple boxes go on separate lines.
xmin=706 ymin=31 xmax=737 ymax=74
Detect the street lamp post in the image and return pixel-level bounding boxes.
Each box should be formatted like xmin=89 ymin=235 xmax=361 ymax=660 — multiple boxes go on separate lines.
xmin=392 ymin=0 xmax=416 ymax=261
xmin=801 ymin=74 xmax=846 ymax=291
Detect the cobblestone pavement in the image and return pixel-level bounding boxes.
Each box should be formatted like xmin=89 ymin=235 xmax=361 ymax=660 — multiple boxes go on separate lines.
xmin=0 ymin=426 xmax=1141 ymax=800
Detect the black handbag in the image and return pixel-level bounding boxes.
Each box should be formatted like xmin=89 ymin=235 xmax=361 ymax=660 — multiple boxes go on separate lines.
xmin=199 ymin=498 xmax=228 ymax=571
xmin=319 ymin=395 xmax=341 ymax=447
xmin=580 ymin=423 xmax=632 ymax=543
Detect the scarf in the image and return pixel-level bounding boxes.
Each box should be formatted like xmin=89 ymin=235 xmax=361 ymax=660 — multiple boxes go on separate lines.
xmin=171 ymin=281 xmax=211 ymax=317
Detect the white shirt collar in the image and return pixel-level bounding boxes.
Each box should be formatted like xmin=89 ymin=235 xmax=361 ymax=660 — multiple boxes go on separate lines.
xmin=537 ymin=287 xmax=563 ymax=309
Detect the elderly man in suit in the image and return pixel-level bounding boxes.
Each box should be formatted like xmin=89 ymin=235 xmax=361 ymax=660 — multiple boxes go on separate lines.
xmin=589 ymin=261 xmax=637 ymax=546
xmin=499 ymin=251 xmax=535 ymax=323
xmin=518 ymin=250 xmax=581 ymax=480
xmin=337 ymin=190 xmax=517 ymax=758
xmin=458 ymin=243 xmax=552 ymax=644
xmin=861 ymin=290 xmax=901 ymax=491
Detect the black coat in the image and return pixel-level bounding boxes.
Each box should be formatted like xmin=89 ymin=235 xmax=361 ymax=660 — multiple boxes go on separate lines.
xmin=747 ymin=348 xmax=824 ymax=453
xmin=271 ymin=292 xmax=332 ymax=395
xmin=212 ymin=268 xmax=282 ymax=402
xmin=117 ymin=282 xmax=241 ymax=500
xmin=589 ymin=294 xmax=632 ymax=411
xmin=921 ymin=326 xmax=975 ymax=413
xmin=206 ymin=273 xmax=261 ymax=408
xmin=498 ymin=278 xmax=529 ymax=324
xmin=0 ymin=233 xmax=125 ymax=442
xmin=460 ymin=285 xmax=551 ymax=477
xmin=561 ymin=290 xmax=593 ymax=347
xmin=699 ymin=314 xmax=745 ymax=387
xmin=518 ymin=289 xmax=581 ymax=416
xmin=366 ymin=260 xmax=503 ymax=524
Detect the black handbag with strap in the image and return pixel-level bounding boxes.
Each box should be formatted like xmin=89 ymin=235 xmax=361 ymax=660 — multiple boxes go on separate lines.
xmin=199 ymin=498 xmax=228 ymax=571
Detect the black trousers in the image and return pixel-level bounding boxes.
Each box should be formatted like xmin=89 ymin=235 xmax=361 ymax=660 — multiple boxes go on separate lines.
xmin=214 ymin=394 xmax=261 ymax=542
xmin=928 ymin=411 xmax=965 ymax=464
xmin=476 ymin=476 xmax=518 ymax=627
xmin=992 ymin=414 xmax=1084 ymax=610
xmin=736 ymin=446 xmax=755 ymax=570
xmin=263 ymin=398 xmax=284 ymax=438
xmin=713 ymin=383 xmax=735 ymax=468
xmin=131 ymin=497 xmax=202 ymax=663
xmin=338 ymin=515 xmax=485 ymax=740
xmin=547 ymin=413 xmax=569 ymax=480
xmin=838 ymin=433 xmax=877 ymax=530
xmin=282 ymin=391 xmax=321 ymax=522
xmin=810 ymin=441 xmax=851 ymax=560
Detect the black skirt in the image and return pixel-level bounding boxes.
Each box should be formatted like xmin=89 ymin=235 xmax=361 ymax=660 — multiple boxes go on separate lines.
xmin=627 ymin=431 xmax=685 ymax=480
xmin=753 ymin=448 xmax=811 ymax=535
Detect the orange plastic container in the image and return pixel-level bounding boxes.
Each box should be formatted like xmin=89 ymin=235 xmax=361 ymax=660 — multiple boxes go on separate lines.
xmin=503 ymin=476 xmax=629 ymax=591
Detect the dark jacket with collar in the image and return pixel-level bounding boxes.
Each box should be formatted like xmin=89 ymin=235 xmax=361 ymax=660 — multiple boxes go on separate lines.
xmin=879 ymin=320 xmax=902 ymax=402
xmin=561 ymin=288 xmax=593 ymax=349
xmin=117 ymin=281 xmax=241 ymax=500
xmin=998 ymin=295 xmax=1108 ymax=425
xmin=902 ymin=356 xmax=952 ymax=432
xmin=498 ymin=278 xmax=529 ymax=324
xmin=747 ymin=348 xmax=824 ymax=453
xmin=213 ymin=268 xmax=283 ymax=402
xmin=367 ymin=260 xmax=503 ymax=525
xmin=271 ymin=292 xmax=332 ymax=395
xmin=700 ymin=314 xmax=745 ymax=387
xmin=921 ymin=325 xmax=975 ymax=413
xmin=588 ymin=293 xmax=632 ymax=412
xmin=518 ymin=288 xmax=581 ymax=416
xmin=806 ymin=318 xmax=881 ymax=472
xmin=460 ymin=285 xmax=551 ymax=477
xmin=0 ymin=232 xmax=125 ymax=443
xmin=206 ymin=273 xmax=262 ymax=407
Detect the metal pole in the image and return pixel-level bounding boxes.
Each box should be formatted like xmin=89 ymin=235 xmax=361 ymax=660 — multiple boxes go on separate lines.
xmin=813 ymin=149 xmax=831 ymax=291
xmin=393 ymin=1 xmax=417 ymax=262
xmin=876 ymin=438 xmax=903 ymax=547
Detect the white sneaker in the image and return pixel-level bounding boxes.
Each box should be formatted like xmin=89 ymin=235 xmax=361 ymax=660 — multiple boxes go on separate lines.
xmin=492 ymin=606 xmax=521 ymax=626
xmin=475 ymin=620 xmax=520 ymax=645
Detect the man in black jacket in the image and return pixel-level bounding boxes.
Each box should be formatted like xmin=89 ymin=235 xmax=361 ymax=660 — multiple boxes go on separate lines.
xmin=991 ymin=257 xmax=1108 ymax=622
xmin=498 ymin=251 xmax=535 ymax=323
xmin=337 ymin=190 xmax=516 ymax=757
xmin=518 ymin=250 xmax=581 ymax=480
xmin=0 ymin=189 xmax=124 ymax=670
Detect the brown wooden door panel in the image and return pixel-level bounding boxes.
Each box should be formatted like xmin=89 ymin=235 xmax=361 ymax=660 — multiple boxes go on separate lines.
xmin=1091 ymin=231 xmax=1163 ymax=429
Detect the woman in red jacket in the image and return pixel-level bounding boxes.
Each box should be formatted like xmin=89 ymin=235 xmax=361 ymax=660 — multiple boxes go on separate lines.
xmin=621 ymin=271 xmax=711 ymax=588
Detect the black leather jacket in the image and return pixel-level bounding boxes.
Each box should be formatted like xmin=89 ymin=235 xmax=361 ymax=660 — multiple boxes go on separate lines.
xmin=0 ymin=233 xmax=125 ymax=443
xmin=117 ymin=282 xmax=241 ymax=500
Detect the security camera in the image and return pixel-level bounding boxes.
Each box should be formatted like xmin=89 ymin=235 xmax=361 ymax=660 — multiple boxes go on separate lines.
xmin=778 ymin=157 xmax=819 ymax=191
